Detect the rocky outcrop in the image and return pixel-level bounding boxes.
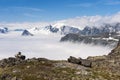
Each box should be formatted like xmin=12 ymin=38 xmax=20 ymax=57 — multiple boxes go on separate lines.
xmin=68 ymin=56 xmax=92 ymax=67
xmin=0 ymin=52 xmax=50 ymax=68
xmin=0 ymin=52 xmax=26 ymax=68
xmin=60 ymin=26 xmax=81 ymax=35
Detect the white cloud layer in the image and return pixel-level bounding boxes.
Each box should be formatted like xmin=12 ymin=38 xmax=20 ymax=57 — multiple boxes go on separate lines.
xmin=55 ymin=12 xmax=120 ymax=29
xmin=0 ymin=33 xmax=112 ymax=60
xmin=0 ymin=12 xmax=120 ymax=30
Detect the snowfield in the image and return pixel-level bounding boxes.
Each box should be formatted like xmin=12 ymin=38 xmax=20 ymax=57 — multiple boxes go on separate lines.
xmin=0 ymin=31 xmax=113 ymax=60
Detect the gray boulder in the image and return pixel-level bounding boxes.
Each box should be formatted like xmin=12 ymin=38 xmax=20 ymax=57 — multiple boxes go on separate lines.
xmin=68 ymin=56 xmax=92 ymax=67
xmin=68 ymin=56 xmax=81 ymax=64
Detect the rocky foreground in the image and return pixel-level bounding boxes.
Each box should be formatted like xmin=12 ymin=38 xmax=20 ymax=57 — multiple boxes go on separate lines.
xmin=0 ymin=41 xmax=120 ymax=80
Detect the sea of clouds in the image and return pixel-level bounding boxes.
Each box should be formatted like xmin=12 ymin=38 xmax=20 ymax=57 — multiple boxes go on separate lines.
xmin=0 ymin=12 xmax=119 ymax=60
xmin=0 ymin=32 xmax=113 ymax=60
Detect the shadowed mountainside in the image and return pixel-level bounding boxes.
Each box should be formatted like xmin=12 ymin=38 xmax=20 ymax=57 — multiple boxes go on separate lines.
xmin=60 ymin=33 xmax=118 ymax=47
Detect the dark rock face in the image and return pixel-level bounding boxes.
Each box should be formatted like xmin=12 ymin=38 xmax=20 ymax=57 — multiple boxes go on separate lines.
xmin=45 ymin=25 xmax=59 ymax=33
xmin=60 ymin=33 xmax=118 ymax=47
xmin=22 ymin=30 xmax=33 ymax=36
xmin=60 ymin=26 xmax=81 ymax=35
xmin=60 ymin=33 xmax=81 ymax=42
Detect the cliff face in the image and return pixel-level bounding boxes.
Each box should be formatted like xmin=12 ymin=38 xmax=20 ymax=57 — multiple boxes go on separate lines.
xmin=0 ymin=41 xmax=120 ymax=80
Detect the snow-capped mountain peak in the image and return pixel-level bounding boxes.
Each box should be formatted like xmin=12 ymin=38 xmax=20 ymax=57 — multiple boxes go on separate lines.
xmin=0 ymin=27 xmax=8 ymax=33
xmin=53 ymin=23 xmax=66 ymax=28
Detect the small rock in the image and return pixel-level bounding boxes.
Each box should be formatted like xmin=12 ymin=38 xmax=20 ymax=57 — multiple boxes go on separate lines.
xmin=75 ymin=71 xmax=81 ymax=75
xmin=26 ymin=66 xmax=30 ymax=69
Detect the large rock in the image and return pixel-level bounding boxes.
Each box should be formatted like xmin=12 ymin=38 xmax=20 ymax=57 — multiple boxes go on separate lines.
xmin=68 ymin=56 xmax=81 ymax=64
xmin=68 ymin=56 xmax=92 ymax=67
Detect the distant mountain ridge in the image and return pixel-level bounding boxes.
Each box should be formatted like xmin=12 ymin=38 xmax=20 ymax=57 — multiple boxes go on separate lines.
xmin=21 ymin=23 xmax=120 ymax=37
xmin=0 ymin=23 xmax=120 ymax=44
xmin=0 ymin=23 xmax=120 ymax=47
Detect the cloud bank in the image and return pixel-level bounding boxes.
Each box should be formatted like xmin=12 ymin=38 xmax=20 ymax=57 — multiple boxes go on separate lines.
xmin=0 ymin=12 xmax=120 ymax=29
xmin=0 ymin=33 xmax=112 ymax=60
xmin=55 ymin=12 xmax=120 ymax=29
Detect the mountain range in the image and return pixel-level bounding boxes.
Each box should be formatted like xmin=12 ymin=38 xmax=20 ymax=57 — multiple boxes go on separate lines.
xmin=0 ymin=22 xmax=120 ymax=46
xmin=20 ymin=23 xmax=120 ymax=37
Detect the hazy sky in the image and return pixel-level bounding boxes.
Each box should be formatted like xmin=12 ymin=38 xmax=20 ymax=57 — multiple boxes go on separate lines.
xmin=0 ymin=0 xmax=120 ymax=22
